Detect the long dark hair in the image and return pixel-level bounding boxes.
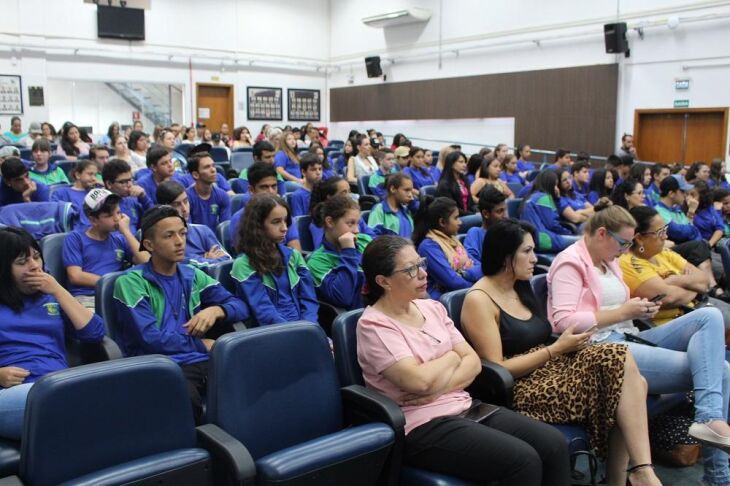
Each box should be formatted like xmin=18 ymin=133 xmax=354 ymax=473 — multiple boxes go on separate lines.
xmin=412 ymin=196 xmax=457 ymax=246
xmin=529 ymin=170 xmax=559 ymax=205
xmin=694 ymin=180 xmax=713 ymax=211
xmin=588 ymin=169 xmax=616 ymax=199
xmin=309 ymin=176 xmax=348 ymax=220
xmin=481 ymin=219 xmax=542 ymax=318
xmin=439 ymin=151 xmax=468 ymax=185
xmin=556 ymin=167 xmax=575 ymax=198
xmin=628 ymin=206 xmax=658 ymax=250
xmin=60 ymin=122 xmax=80 ymax=157
xmin=710 ymin=160 xmax=725 ymax=187
xmin=361 ymin=235 xmax=414 ymax=305
xmin=0 ymin=227 xmax=44 ymax=312
xmin=237 ymin=193 xmax=291 ymax=275
xmin=312 ymin=194 xmax=359 ymax=228
xmin=610 ymin=180 xmax=642 ymax=209
xmin=686 ymin=161 xmax=708 ymax=183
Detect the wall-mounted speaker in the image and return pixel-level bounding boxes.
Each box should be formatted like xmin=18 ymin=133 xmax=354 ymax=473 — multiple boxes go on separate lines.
xmin=604 ymin=22 xmax=628 ymax=54
xmin=365 ymin=56 xmax=383 ymax=78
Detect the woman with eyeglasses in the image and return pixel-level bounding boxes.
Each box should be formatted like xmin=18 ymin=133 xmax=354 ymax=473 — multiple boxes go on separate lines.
xmin=357 ymin=235 xmax=570 ymax=485
xmin=620 ymin=206 xmax=730 ymax=328
xmin=548 ymin=205 xmax=730 ymax=486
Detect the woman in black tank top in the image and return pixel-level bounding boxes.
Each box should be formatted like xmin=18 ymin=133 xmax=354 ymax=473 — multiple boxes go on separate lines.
xmin=461 ymin=219 xmax=661 ymax=486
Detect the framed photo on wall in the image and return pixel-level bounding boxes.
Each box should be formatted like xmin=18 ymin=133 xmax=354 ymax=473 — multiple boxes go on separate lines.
xmin=247 ymin=86 xmax=282 ymax=121
xmin=288 ymin=89 xmax=320 ymax=121
xmin=0 ymin=75 xmax=23 ymax=115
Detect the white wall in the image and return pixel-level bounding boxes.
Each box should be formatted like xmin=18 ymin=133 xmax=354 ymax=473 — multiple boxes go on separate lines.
xmin=0 ymin=0 xmax=330 ymax=133
xmin=327 ymin=0 xmax=730 ymax=155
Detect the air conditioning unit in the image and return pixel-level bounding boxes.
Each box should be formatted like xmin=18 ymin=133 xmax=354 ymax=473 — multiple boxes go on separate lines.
xmin=362 ymin=7 xmax=432 ymax=28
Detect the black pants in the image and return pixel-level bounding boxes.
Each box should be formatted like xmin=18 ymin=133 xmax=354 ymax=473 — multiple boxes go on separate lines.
xmin=405 ymin=408 xmax=570 ymax=486
xmin=181 ymin=361 xmax=208 ymax=425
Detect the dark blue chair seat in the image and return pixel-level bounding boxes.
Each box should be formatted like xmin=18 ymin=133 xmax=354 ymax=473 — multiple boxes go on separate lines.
xmin=506 ymin=198 xmax=522 ymax=219
xmin=458 ymin=214 xmax=481 ymax=234
xmin=0 ymin=439 xmax=20 ymax=478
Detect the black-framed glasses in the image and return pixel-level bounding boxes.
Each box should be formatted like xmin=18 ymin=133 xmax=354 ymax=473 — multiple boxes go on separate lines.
xmin=393 ymin=258 xmax=427 ymax=279
xmin=640 ymin=224 xmax=669 ymax=238
xmin=608 ymin=230 xmax=633 ymax=250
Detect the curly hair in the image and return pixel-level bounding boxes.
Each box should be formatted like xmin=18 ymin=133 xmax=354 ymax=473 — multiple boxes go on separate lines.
xmin=237 ymin=193 xmax=291 ymax=275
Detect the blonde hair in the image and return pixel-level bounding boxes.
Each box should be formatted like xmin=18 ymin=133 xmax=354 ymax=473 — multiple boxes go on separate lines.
xmin=584 ymin=205 xmax=636 ymax=235
xmin=277 ymin=129 xmax=300 ymax=162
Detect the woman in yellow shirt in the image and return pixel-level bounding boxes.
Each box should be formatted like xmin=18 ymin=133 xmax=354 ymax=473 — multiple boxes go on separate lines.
xmin=619 ymin=206 xmax=730 ymax=327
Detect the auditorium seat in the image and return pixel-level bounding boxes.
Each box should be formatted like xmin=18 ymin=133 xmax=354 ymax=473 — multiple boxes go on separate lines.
xmin=209 ymin=146 xmax=229 ymax=163
xmin=39 ymin=232 xmax=68 ymax=287
xmin=357 ymin=175 xmax=371 ymax=196
xmin=216 ymin=220 xmax=235 ymax=255
xmin=2 ymin=356 xmax=213 ymax=485
xmin=203 ymin=322 xmax=396 ymax=485
xmin=231 ymin=194 xmax=248 ymax=214
xmin=94 ymin=270 xmax=128 ymax=342
xmin=231 ymin=152 xmax=254 ymax=173
xmin=457 ymin=214 xmax=481 ymax=234
xmin=294 ymin=215 xmax=314 ymax=253
xmin=0 ymin=202 xmax=77 ymax=240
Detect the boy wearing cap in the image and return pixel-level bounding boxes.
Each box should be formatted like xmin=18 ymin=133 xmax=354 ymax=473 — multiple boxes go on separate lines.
xmin=0 ymin=145 xmax=21 ymax=165
xmin=63 ymin=188 xmax=149 ymax=308
xmin=113 ymin=205 xmax=249 ymax=423
xmin=0 ymin=157 xmax=49 ymax=205
xmin=185 ymin=151 xmax=231 ymax=231
xmin=103 ymin=159 xmax=153 ymax=234
xmin=29 ymin=138 xmax=70 ymax=186
xmin=393 ymin=146 xmax=410 ymax=171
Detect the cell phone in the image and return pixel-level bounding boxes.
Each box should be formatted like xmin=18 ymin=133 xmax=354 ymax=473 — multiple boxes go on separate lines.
xmin=650 ymin=293 xmax=666 ymax=303
xmin=460 ymin=400 xmax=500 ymax=423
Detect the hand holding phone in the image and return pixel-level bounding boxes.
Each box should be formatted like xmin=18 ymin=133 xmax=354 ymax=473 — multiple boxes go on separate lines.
xmin=650 ymin=293 xmax=667 ymax=303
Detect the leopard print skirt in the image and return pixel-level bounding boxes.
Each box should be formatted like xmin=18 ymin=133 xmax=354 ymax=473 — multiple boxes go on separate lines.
xmin=511 ymin=342 xmax=628 ymax=459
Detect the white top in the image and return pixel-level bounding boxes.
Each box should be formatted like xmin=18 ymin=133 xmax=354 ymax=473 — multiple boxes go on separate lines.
xmin=352 ymin=155 xmax=378 ymax=178
xmin=128 ymin=151 xmax=147 ymax=174
xmin=592 ymin=264 xmax=638 ymax=342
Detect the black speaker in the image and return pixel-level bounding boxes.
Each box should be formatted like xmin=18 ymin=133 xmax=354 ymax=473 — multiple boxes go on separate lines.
xmin=604 ymin=22 xmax=628 ymax=54
xmin=365 ymin=56 xmax=382 ymax=78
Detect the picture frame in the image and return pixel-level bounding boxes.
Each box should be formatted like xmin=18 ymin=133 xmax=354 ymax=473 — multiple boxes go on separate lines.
xmin=0 ymin=75 xmax=23 ymax=115
xmin=288 ymin=88 xmax=320 ymax=122
xmin=247 ymin=86 xmax=283 ymax=121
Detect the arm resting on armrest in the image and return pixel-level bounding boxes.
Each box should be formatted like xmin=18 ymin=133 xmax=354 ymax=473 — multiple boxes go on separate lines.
xmin=467 ymin=360 xmax=515 ymax=408
xmin=197 ymin=424 xmax=256 ymax=485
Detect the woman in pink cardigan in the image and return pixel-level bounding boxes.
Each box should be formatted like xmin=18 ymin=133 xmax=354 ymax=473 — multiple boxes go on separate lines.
xmin=548 ymin=205 xmax=730 ymax=486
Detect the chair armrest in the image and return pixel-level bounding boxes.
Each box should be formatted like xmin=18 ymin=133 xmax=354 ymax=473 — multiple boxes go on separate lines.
xmin=80 ymin=337 xmax=123 ymax=363
xmin=561 ymin=222 xmax=579 ymax=234
xmin=197 ymin=424 xmax=255 ymax=485
xmin=231 ymin=321 xmax=247 ymax=332
xmin=633 ymin=318 xmax=656 ymax=331
xmin=341 ymin=385 xmax=405 ymax=435
xmin=467 ymin=359 xmax=514 ymax=408
xmin=0 ymin=476 xmax=23 ymax=486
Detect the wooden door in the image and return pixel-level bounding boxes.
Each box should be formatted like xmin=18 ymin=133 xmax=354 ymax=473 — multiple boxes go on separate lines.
xmin=196 ymin=84 xmax=233 ymax=132
xmin=634 ymin=108 xmax=728 ymax=164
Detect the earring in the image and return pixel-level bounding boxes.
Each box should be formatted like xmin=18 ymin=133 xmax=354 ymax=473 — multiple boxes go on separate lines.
xmin=639 ymin=246 xmax=645 ymax=253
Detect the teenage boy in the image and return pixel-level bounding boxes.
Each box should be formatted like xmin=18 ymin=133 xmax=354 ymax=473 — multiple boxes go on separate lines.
xmin=51 ymin=160 xmax=99 ymax=227
xmin=185 ymin=151 xmax=231 ymax=231
xmin=136 ymin=146 xmax=184 ymax=204
xmin=289 ymin=153 xmax=322 ymax=217
xmin=103 ymin=158 xmax=154 ymax=234
xmin=89 ymin=145 xmax=110 ymax=183
xmin=0 ymin=157 xmax=49 ymax=205
xmin=176 ymin=143 xmax=233 ymax=195
xmin=29 ymin=138 xmax=69 ymax=185
xmin=393 ymin=146 xmax=410 ymax=171
xmin=113 ymin=205 xmax=249 ymax=422
xmin=464 ymin=186 xmax=508 ymax=262
xmin=237 ymin=140 xmax=285 ymax=195
xmin=570 ymin=160 xmax=591 ymax=196
xmin=229 ymin=162 xmax=300 ymax=251
xmin=63 ymin=188 xmax=149 ymax=308
xmin=645 ymin=163 xmax=670 ymax=208
xmin=157 ymin=181 xmax=230 ymax=266
xmin=548 ymin=149 xmax=572 ymax=171
xmin=368 ymin=149 xmax=395 ymax=199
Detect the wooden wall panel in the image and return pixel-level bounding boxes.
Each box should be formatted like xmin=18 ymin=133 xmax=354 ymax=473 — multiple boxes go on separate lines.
xmin=330 ymin=64 xmax=618 ymax=156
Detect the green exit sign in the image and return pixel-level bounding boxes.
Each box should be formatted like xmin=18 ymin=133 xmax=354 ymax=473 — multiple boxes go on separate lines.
xmin=674 ymin=99 xmax=690 ymax=108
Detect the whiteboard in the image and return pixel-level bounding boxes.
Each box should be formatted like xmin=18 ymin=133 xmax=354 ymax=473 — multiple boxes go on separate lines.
xmin=328 ymin=117 xmax=515 ymax=154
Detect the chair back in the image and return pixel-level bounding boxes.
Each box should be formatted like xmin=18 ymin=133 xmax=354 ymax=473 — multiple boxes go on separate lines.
xmin=56 ymin=160 xmax=77 ymax=179
xmin=229 ymin=177 xmax=246 ymax=194
xmin=39 ymin=233 xmax=68 ymax=288
xmin=530 ymin=273 xmax=548 ymax=317
xmin=438 ymin=289 xmax=469 ymax=331
xmin=174 ymin=144 xmax=194 ymax=157
xmin=420 ymin=184 xmax=437 ymax=197
xmin=216 ymin=220 xmax=235 ymax=256
xmin=21 ymin=356 xmax=198 ymax=486
xmin=207 ymin=322 xmax=341 ymax=459
xmin=48 ymin=183 xmax=71 ymax=200
xmin=718 ymin=239 xmax=730 ymax=281
xmin=95 ymin=270 xmax=128 ymax=341
xmin=332 ymin=309 xmax=366 ymax=387
xmin=295 ymin=215 xmax=314 ymax=252
xmin=458 ymin=214 xmax=482 ymax=234
xmin=506 ymin=182 xmax=524 ymax=195
xmin=357 ymin=175 xmax=371 ymax=196
xmin=0 ymin=201 xmax=77 ymax=239
xmin=507 ymin=198 xmax=523 ymax=218
xmin=204 ymin=260 xmax=235 ymax=294
xmin=231 ymin=193 xmax=248 ymax=213
xmin=209 ymin=146 xmax=229 ymax=163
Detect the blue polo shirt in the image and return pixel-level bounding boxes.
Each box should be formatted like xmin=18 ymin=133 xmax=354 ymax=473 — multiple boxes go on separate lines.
xmin=136 ymin=173 xmax=187 ymax=205
xmin=62 ymin=230 xmax=133 ymax=296
xmin=185 ymin=185 xmax=231 ymax=231
xmin=289 ymin=187 xmax=311 ymax=218
xmin=118 ymin=194 xmax=154 ymax=234
xmin=0 ymin=179 xmax=49 ymax=205
xmin=693 ymin=207 xmax=724 ymax=240
xmin=51 ymin=186 xmax=90 ymax=227
xmin=274 ymin=151 xmax=301 ymax=179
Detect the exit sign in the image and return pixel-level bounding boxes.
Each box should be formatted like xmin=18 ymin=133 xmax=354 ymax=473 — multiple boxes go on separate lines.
xmin=674 ymin=99 xmax=689 ymax=108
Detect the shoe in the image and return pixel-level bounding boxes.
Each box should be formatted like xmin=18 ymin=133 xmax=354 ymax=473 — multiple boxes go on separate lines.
xmin=688 ymin=422 xmax=730 ymax=453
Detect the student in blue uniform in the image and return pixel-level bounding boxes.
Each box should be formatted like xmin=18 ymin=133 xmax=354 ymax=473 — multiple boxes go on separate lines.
xmin=556 ymin=167 xmax=594 ymax=225
xmin=570 ymin=160 xmax=591 ymax=196
xmin=645 ymin=164 xmax=671 ymax=208
xmin=289 ymin=153 xmax=323 ymax=217
xmin=28 ymin=138 xmax=69 ymax=186
xmin=274 ymin=131 xmax=303 ymax=184
xmin=229 ymin=162 xmax=301 ymax=252
xmin=522 ymin=170 xmax=580 ymax=253
xmin=0 ymin=157 xmax=49 ymax=205
xmin=63 ymin=188 xmax=149 ymax=308
xmin=103 ymin=159 xmax=154 ymax=234
xmin=368 ymin=148 xmax=395 ymax=199
xmin=237 ymin=141 xmax=286 ymax=196
xmin=464 ymin=186 xmax=507 ymax=263
xmin=403 ymin=146 xmax=437 ymax=190
xmin=231 ymin=193 xmax=318 ymax=325
xmin=547 ymin=149 xmax=572 ymax=172
xmin=515 ymin=144 xmax=535 ymax=172
xmin=693 ymin=180 xmax=725 ymax=248
xmin=413 ymin=196 xmax=482 ymax=299
xmin=175 ymin=142 xmax=233 ymax=196
xmin=51 ymin=160 xmax=99 ymax=228
xmin=499 ymin=153 xmax=525 ymax=186
xmin=308 ymin=176 xmax=375 ymax=247
xmin=136 ymin=147 xmax=185 ymax=204
xmin=587 ymin=168 xmax=616 ymax=206
xmin=307 ymin=195 xmax=371 ymax=310
xmin=113 ymin=205 xmax=249 ymax=423
xmin=368 ymin=172 xmax=417 ymax=237
xmin=185 ymin=151 xmax=231 ymax=231
xmin=156 ymin=181 xmax=230 ymax=267
xmin=0 ymin=227 xmax=105 ymax=440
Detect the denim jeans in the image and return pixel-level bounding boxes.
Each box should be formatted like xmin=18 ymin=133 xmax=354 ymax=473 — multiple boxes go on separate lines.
xmin=605 ymin=307 xmax=730 ymax=486
xmin=0 ymin=383 xmax=33 ymax=440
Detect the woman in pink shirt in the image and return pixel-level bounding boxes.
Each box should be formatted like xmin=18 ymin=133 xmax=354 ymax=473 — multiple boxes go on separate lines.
xmin=357 ymin=235 xmax=570 ymax=485
xmin=548 ymin=205 xmax=730 ymax=486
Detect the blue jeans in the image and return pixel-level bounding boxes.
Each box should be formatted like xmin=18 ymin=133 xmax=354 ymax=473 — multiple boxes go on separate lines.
xmin=605 ymin=307 xmax=730 ymax=486
xmin=0 ymin=383 xmax=33 ymax=440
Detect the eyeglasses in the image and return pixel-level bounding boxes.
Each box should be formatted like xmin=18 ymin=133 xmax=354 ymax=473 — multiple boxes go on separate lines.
xmin=392 ymin=258 xmax=427 ymax=279
xmin=640 ymin=224 xmax=669 ymax=238
xmin=608 ymin=230 xmax=633 ymax=250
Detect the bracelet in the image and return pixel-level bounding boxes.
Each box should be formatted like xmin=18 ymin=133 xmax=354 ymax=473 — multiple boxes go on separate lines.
xmin=545 ymin=346 xmax=554 ymax=360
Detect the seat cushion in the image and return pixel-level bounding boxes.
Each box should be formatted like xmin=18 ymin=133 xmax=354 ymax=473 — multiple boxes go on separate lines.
xmin=647 ymin=393 xmax=688 ymax=418
xmin=57 ymin=448 xmax=210 ymax=486
xmin=0 ymin=439 xmax=20 ymax=477
xmin=256 ymin=423 xmax=394 ymax=481
xmin=401 ymin=466 xmax=477 ymax=485
xmin=549 ymin=423 xmax=590 ymax=454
